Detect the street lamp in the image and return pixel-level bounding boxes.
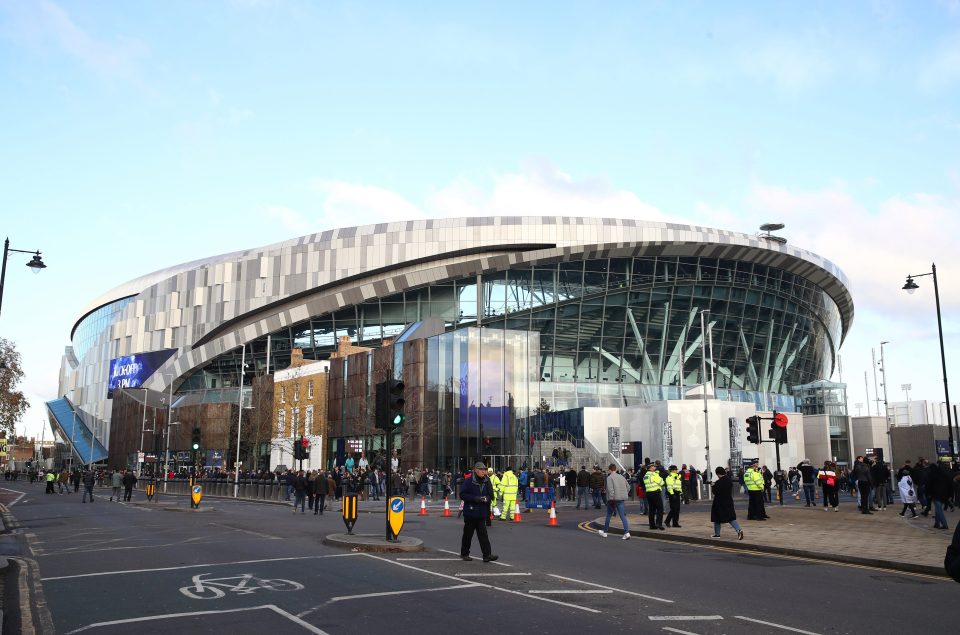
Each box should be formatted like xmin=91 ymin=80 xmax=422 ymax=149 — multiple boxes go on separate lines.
xmin=161 ymin=373 xmax=178 ymax=492
xmin=902 ymin=264 xmax=956 ymax=456
xmin=234 ymin=345 xmax=247 ymax=498
xmin=0 ymin=237 xmax=47 ymax=317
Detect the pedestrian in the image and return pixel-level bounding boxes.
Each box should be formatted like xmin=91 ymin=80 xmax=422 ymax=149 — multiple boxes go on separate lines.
xmin=853 ymin=456 xmax=874 ymax=514
xmin=459 ymin=462 xmax=498 ymax=563
xmin=293 ymin=470 xmax=307 ymax=513
xmin=643 ymin=464 xmax=665 ymax=530
xmin=928 ymin=461 xmax=952 ymax=530
xmin=898 ymin=472 xmax=918 ymax=518
xmin=598 ymin=464 xmax=630 ymax=540
xmin=745 ymin=462 xmax=767 ymax=520
xmin=110 ymin=470 xmax=122 ymax=501
xmin=664 ymin=465 xmax=683 ymax=528
xmin=498 ymin=466 xmax=519 ymax=521
xmin=871 ymin=460 xmax=890 ymax=511
xmin=576 ymin=466 xmax=590 ymax=509
xmin=711 ymin=467 xmax=744 ymax=540
xmin=762 ymin=465 xmax=774 ymax=503
xmin=122 ymin=469 xmax=137 ymax=501
xmin=81 ymin=469 xmax=96 ymax=503
xmin=945 ymin=522 xmax=960 ymax=583
xmin=797 ymin=459 xmax=817 ymax=507
xmin=818 ymin=461 xmax=840 ymax=511
xmin=589 ymin=466 xmax=605 ymax=509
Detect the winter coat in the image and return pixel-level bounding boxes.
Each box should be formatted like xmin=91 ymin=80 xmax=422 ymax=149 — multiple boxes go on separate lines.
xmin=605 ymin=471 xmax=629 ymax=501
xmin=710 ymin=474 xmax=737 ymax=524
xmin=459 ymin=475 xmax=494 ymax=520
xmin=898 ymin=475 xmax=917 ymax=504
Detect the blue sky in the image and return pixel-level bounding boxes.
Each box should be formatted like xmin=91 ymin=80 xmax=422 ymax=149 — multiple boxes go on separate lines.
xmin=1 ymin=0 xmax=959 ymax=439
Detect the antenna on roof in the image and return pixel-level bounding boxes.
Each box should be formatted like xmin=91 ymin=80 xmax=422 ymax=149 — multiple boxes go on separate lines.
xmin=759 ymin=223 xmax=787 ymax=245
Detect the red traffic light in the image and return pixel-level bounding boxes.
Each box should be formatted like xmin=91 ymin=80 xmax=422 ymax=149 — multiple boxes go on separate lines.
xmin=301 ymin=436 xmax=310 ymax=448
xmin=774 ymin=413 xmax=788 ymax=427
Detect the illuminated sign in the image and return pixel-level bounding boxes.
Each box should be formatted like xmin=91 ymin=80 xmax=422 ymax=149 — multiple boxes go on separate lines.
xmin=107 ymin=349 xmax=176 ymax=397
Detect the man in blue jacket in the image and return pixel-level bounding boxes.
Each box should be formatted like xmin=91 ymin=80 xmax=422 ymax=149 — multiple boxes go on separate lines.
xmin=460 ymin=462 xmax=498 ymax=563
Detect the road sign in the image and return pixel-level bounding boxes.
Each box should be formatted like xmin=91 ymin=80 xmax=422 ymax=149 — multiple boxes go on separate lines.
xmin=388 ymin=496 xmax=404 ymax=540
xmin=191 ymin=484 xmax=203 ymax=507
xmin=342 ymin=494 xmax=358 ymax=535
xmin=0 ymin=438 xmax=7 ymax=457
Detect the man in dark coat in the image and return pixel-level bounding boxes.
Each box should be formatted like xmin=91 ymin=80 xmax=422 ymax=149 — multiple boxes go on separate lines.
xmin=121 ymin=470 xmax=137 ymax=502
xmin=710 ymin=467 xmax=743 ymax=539
xmin=459 ymin=462 xmax=498 ymax=562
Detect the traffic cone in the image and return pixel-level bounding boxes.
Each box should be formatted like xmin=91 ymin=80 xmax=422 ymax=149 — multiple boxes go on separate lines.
xmin=419 ymin=496 xmax=428 ymax=515
xmin=513 ymin=501 xmax=522 ymax=522
xmin=548 ymin=501 xmax=558 ymax=526
xmin=443 ymin=497 xmax=451 ymax=517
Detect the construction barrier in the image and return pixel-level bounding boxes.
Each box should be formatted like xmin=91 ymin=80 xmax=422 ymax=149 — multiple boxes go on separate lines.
xmin=525 ymin=486 xmax=555 ymax=510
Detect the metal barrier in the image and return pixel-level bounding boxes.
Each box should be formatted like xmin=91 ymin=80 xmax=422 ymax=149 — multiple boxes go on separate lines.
xmin=525 ymin=486 xmax=555 ymax=510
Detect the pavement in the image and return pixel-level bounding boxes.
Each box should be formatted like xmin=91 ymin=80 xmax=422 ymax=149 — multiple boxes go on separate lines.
xmin=587 ymin=496 xmax=954 ymax=577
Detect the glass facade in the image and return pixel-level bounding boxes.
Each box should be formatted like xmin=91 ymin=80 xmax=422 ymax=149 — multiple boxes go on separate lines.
xmin=72 ymin=297 xmax=136 ymax=361
xmin=184 ymin=256 xmax=840 ymax=406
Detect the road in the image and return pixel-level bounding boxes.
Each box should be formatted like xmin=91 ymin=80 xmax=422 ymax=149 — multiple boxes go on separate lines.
xmin=2 ymin=482 xmax=951 ymax=634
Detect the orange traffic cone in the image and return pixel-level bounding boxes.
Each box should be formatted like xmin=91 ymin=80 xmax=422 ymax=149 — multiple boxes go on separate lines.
xmin=419 ymin=496 xmax=428 ymax=515
xmin=513 ymin=501 xmax=523 ymax=522
xmin=443 ymin=497 xmax=451 ymax=517
xmin=548 ymin=501 xmax=558 ymax=526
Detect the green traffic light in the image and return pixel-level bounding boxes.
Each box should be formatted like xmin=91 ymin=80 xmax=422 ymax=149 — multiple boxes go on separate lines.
xmin=393 ymin=414 xmax=404 ymax=425
xmin=192 ymin=442 xmax=200 ymax=450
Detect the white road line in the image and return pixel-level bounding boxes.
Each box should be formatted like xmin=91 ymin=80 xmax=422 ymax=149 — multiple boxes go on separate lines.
xmin=330 ymin=584 xmax=478 ymax=603
xmin=362 ymin=554 xmax=600 ymax=614
xmin=207 ymin=523 xmax=282 ymax=540
xmin=0 ymin=488 xmax=27 ymax=506
xmin=528 ymin=589 xmax=613 ymax=594
xmin=649 ymin=616 xmax=723 ymax=621
xmin=548 ymin=574 xmax=673 ymax=603
xmin=662 ymin=628 xmax=701 ymax=635
xmin=64 ymin=604 xmax=331 ymax=635
xmin=395 ymin=558 xmax=465 ymax=561
xmin=455 ymin=572 xmax=531 ymax=577
xmin=437 ymin=548 xmax=512 ymax=566
xmin=42 ymin=553 xmax=362 ymax=581
xmin=734 ymin=616 xmax=822 ymax=635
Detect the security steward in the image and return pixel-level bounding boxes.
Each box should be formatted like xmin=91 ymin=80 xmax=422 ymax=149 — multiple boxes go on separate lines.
xmin=745 ymin=462 xmax=768 ymax=520
xmin=489 ymin=469 xmax=502 ymax=516
xmin=664 ymin=465 xmax=683 ymax=528
xmin=460 ymin=462 xmax=499 ymax=563
xmin=643 ymin=463 xmax=665 ymax=530
xmin=498 ymin=466 xmax=519 ymax=520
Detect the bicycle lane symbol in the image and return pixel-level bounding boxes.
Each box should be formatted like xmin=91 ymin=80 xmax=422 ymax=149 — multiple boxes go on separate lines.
xmin=179 ymin=573 xmax=304 ymax=600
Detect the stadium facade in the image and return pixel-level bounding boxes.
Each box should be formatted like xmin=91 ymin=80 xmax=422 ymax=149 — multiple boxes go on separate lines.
xmin=49 ymin=216 xmax=853 ymax=471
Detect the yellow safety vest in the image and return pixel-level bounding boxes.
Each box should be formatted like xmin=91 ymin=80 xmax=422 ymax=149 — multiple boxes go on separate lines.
xmin=490 ymin=474 xmax=501 ymax=501
xmin=745 ymin=469 xmax=764 ymax=491
xmin=643 ymin=471 xmax=664 ymax=493
xmin=499 ymin=471 xmax=518 ymax=497
xmin=46 ymin=472 xmax=55 ymax=482
xmin=665 ymin=473 xmax=682 ymax=495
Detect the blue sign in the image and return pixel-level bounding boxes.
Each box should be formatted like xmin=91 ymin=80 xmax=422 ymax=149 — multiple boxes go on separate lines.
xmin=391 ymin=498 xmax=404 ymax=513
xmin=193 ymin=485 xmax=202 ymax=494
xmin=107 ymin=349 xmax=176 ymax=397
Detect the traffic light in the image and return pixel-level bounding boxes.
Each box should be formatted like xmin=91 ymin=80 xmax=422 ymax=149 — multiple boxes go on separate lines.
xmin=376 ymin=379 xmax=406 ymax=430
xmin=770 ymin=412 xmax=788 ymax=445
xmin=191 ymin=427 xmax=201 ymax=451
xmin=745 ymin=416 xmax=760 ymax=444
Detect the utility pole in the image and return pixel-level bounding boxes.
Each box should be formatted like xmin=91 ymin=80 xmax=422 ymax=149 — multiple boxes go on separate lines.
xmin=871 ymin=348 xmax=881 ymax=417
xmin=699 ymin=310 xmax=712 ymax=499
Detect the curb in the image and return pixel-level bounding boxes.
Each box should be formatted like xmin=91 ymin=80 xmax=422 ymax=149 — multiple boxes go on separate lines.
xmin=586 ymin=520 xmax=947 ymax=578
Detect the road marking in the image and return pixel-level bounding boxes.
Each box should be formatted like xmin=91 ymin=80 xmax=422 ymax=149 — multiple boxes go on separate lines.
xmin=649 ymin=616 xmax=723 ymax=621
xmin=437 ymin=548 xmax=512 ymax=566
xmin=63 ymin=604 xmax=330 ymax=635
xmin=548 ymin=574 xmax=673 ymax=603
xmin=395 ymin=558 xmax=465 ymax=561
xmin=362 ymin=554 xmax=600 ymax=614
xmin=734 ymin=616 xmax=822 ymax=634
xmin=662 ymin=628 xmax=701 ymax=635
xmin=456 ymin=572 xmax=531 ymax=577
xmin=42 ymin=553 xmax=362 ymax=581
xmin=330 ymin=584 xmax=478 ymax=603
xmin=528 ymin=589 xmax=613 ymax=594
xmin=207 ymin=522 xmax=283 ymax=540
xmin=0 ymin=488 xmax=27 ymax=506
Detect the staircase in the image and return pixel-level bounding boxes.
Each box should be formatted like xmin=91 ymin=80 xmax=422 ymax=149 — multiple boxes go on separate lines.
xmin=532 ymin=436 xmax=600 ymax=470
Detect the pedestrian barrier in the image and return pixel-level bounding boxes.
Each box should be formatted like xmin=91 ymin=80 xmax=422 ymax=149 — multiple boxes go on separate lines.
xmin=548 ymin=501 xmax=558 ymax=526
xmin=525 ymin=486 xmax=554 ymax=510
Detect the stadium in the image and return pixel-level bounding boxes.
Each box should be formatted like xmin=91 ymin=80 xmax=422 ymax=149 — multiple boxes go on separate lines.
xmin=48 ymin=216 xmax=853 ymax=472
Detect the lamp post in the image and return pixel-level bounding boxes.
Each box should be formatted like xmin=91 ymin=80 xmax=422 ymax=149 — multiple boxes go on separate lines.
xmin=699 ymin=310 xmax=712 ymax=499
xmin=903 ymin=264 xmax=956 ymax=456
xmin=234 ymin=345 xmax=247 ymax=498
xmin=0 ymin=237 xmax=46 ymax=318
xmin=879 ymin=341 xmax=891 ymax=462
xmin=161 ymin=373 xmax=178 ymax=492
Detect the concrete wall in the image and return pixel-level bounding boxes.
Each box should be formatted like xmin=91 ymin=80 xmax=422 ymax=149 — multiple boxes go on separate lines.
xmin=850 ymin=416 xmax=889 ymax=462
xmin=890 ymin=425 xmax=939 ymax=466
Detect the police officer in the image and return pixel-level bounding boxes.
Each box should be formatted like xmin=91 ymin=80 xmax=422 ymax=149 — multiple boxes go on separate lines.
xmin=643 ymin=464 xmax=665 ymax=530
xmin=745 ymin=462 xmax=767 ymax=520
xmin=460 ymin=462 xmax=498 ymax=562
xmin=664 ymin=465 xmax=683 ymax=528
xmin=498 ymin=466 xmax=519 ymax=520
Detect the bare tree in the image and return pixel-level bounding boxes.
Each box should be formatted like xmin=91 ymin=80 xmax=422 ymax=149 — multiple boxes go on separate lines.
xmin=0 ymin=338 xmax=28 ymax=437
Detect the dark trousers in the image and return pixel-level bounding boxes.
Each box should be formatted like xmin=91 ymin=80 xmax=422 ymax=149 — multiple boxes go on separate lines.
xmin=747 ymin=490 xmax=765 ymax=519
xmin=124 ymin=486 xmax=133 ymax=501
xmin=647 ymin=492 xmax=664 ymax=528
xmin=461 ymin=517 xmax=492 ymax=558
xmin=665 ymin=493 xmax=681 ymax=526
xmin=822 ymin=485 xmax=839 ymax=508
xmin=294 ymin=492 xmax=305 ymax=512
xmin=315 ymin=494 xmax=326 ymax=514
xmin=858 ymin=483 xmax=872 ymax=512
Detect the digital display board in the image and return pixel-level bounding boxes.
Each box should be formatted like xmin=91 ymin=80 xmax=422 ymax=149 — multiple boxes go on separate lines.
xmin=107 ymin=348 xmax=176 ymax=398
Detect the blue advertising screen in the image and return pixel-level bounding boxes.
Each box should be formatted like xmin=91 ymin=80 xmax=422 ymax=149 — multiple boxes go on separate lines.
xmin=107 ymin=349 xmax=176 ymax=398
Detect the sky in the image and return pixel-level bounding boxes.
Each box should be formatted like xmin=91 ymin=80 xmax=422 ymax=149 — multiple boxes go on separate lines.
xmin=1 ymin=0 xmax=959 ymax=440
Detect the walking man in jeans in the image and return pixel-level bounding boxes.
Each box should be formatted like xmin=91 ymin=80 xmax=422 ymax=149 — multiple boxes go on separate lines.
xmin=598 ymin=464 xmax=630 ymax=540
xmin=81 ymin=469 xmax=96 ymax=503
xmin=575 ymin=466 xmax=590 ymax=509
xmin=797 ymin=459 xmax=817 ymax=507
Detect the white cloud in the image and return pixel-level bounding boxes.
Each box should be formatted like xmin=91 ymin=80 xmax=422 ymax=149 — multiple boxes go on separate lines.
xmin=265 ymin=205 xmax=310 ymax=232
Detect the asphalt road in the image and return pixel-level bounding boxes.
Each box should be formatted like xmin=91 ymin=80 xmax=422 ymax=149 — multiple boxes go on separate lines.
xmin=2 ymin=482 xmax=951 ymax=634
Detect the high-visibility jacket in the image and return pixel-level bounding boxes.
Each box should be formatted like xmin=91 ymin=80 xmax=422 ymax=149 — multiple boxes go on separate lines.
xmin=643 ymin=471 xmax=664 ymax=493
xmin=499 ymin=470 xmax=518 ymax=498
xmin=490 ymin=474 xmax=501 ymax=503
xmin=46 ymin=472 xmax=55 ymax=483
xmin=665 ymin=473 xmax=682 ymax=495
xmin=745 ymin=468 xmax=764 ymax=491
